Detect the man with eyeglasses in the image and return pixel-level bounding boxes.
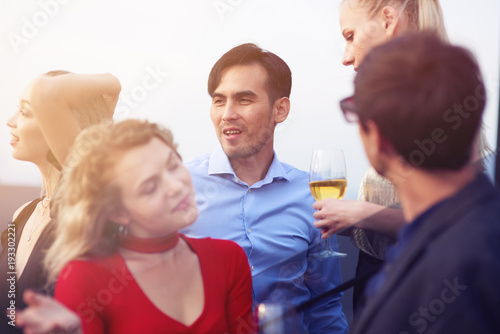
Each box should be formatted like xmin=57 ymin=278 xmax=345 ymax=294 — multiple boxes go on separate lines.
xmin=342 ymin=32 xmax=500 ymax=334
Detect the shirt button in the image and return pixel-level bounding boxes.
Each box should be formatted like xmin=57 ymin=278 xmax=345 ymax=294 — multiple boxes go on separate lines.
xmin=233 ymin=177 xmax=239 ymax=183
xmin=248 ymin=228 xmax=251 ymax=234
xmin=248 ymin=189 xmax=252 ymax=193
xmin=251 ymin=266 xmax=255 ymax=271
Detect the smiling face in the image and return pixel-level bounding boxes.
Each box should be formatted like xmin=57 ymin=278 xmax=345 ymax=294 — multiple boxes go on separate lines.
xmin=210 ymin=63 xmax=279 ymax=160
xmin=339 ymin=0 xmax=388 ymax=71
xmin=111 ymin=137 xmax=198 ymax=238
xmin=6 ymin=78 xmax=50 ymax=164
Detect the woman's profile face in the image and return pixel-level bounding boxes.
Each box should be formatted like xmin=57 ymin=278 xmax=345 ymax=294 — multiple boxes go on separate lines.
xmin=339 ymin=0 xmax=388 ymax=71
xmin=6 ymin=78 xmax=50 ymax=164
xmin=111 ymin=137 xmax=198 ymax=238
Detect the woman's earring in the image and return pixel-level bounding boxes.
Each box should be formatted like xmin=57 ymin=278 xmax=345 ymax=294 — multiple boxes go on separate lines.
xmin=119 ymin=224 xmax=128 ymax=236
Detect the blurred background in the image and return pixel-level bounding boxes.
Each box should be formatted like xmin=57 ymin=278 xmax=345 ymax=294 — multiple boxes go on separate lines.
xmin=1 ymin=0 xmax=499 ymax=324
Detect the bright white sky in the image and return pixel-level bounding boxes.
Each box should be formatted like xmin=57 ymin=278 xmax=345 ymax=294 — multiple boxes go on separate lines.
xmin=0 ymin=0 xmax=499 ymax=201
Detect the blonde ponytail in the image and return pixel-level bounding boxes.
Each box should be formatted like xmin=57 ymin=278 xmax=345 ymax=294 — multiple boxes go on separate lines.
xmin=418 ymin=0 xmax=449 ymax=42
xmin=354 ymin=0 xmax=449 ymax=42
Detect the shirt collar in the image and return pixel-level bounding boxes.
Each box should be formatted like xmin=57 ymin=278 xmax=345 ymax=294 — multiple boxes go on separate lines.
xmin=208 ymin=144 xmax=290 ymax=185
xmin=208 ymin=144 xmax=233 ymax=175
xmin=393 ymin=195 xmax=451 ymax=259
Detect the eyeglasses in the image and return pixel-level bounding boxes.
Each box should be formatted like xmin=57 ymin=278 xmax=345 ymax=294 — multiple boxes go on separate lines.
xmin=339 ymin=96 xmax=359 ymax=123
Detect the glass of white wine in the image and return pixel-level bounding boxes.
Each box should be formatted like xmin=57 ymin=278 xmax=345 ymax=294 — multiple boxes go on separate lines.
xmin=257 ymin=303 xmax=300 ymax=334
xmin=309 ymin=148 xmax=347 ymax=258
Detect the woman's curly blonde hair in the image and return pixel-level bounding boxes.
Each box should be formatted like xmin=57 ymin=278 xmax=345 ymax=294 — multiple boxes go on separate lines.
xmin=45 ymin=119 xmax=178 ymax=285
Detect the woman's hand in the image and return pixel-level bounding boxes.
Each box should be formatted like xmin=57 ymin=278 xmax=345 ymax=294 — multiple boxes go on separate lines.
xmin=313 ymin=199 xmax=366 ymax=238
xmin=313 ymin=199 xmax=404 ymax=239
xmin=15 ymin=290 xmax=82 ymax=334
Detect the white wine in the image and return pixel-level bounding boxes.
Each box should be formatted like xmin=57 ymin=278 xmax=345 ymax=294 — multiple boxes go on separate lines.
xmin=309 ymin=179 xmax=347 ymax=201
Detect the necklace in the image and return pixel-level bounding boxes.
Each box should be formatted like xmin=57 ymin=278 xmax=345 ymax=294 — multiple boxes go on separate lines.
xmin=119 ymin=231 xmax=180 ymax=253
xmin=27 ymin=198 xmax=50 ymax=242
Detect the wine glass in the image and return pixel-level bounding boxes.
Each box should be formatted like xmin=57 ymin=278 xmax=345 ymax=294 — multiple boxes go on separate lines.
xmin=309 ymin=148 xmax=348 ymax=258
xmin=257 ymin=303 xmax=300 ymax=334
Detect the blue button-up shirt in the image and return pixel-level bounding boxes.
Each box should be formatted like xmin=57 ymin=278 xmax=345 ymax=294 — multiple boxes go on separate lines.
xmin=182 ymin=145 xmax=348 ymax=333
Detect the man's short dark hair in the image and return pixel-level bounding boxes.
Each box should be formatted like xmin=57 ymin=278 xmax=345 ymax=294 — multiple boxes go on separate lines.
xmin=208 ymin=43 xmax=292 ymax=104
xmin=354 ymin=32 xmax=486 ymax=170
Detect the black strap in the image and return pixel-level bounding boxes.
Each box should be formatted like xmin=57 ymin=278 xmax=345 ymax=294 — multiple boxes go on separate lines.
xmin=296 ymin=266 xmax=379 ymax=313
xmin=1 ymin=198 xmax=41 ymax=250
xmin=260 ymin=266 xmax=380 ymax=329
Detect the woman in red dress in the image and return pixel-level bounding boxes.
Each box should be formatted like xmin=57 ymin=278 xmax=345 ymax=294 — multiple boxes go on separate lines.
xmin=17 ymin=119 xmax=256 ymax=334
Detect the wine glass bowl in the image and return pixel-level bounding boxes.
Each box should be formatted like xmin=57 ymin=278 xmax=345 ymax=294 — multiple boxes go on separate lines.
xmin=309 ymin=179 xmax=347 ymax=201
xmin=257 ymin=303 xmax=300 ymax=334
xmin=309 ymin=148 xmax=348 ymax=258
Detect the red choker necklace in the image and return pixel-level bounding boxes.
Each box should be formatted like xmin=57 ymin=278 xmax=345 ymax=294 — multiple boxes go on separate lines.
xmin=119 ymin=231 xmax=180 ymax=253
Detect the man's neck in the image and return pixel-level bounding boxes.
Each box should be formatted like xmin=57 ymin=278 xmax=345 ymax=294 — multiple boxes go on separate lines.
xmin=393 ymin=166 xmax=476 ymax=223
xmin=229 ymin=149 xmax=274 ymax=187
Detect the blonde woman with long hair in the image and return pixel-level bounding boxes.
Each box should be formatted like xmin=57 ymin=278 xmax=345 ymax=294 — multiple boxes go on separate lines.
xmin=1 ymin=71 xmax=120 ymax=333
xmin=17 ymin=120 xmax=255 ymax=334
xmin=317 ymin=0 xmax=491 ymax=245
xmin=316 ymin=0 xmax=449 ymax=244
xmin=340 ymin=0 xmax=448 ymax=71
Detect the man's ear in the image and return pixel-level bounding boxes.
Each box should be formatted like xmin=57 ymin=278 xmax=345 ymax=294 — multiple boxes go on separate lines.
xmin=273 ymin=97 xmax=290 ymax=124
xmin=108 ymin=207 xmax=130 ymax=226
xmin=361 ymin=120 xmax=397 ymax=157
xmin=381 ymin=5 xmax=403 ymax=38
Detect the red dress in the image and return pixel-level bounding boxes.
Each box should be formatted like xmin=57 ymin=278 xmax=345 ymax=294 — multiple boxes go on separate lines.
xmin=55 ymin=236 xmax=256 ymax=334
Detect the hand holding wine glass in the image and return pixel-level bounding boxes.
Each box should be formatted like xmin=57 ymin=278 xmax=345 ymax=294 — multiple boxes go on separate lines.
xmin=309 ymin=148 xmax=347 ymax=258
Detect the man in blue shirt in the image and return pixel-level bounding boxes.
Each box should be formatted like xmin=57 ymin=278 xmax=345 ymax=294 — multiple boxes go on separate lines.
xmin=340 ymin=32 xmax=500 ymax=333
xmin=182 ymin=43 xmax=348 ymax=333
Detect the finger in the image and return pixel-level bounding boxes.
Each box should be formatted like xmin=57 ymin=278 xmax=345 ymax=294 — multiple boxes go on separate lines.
xmin=15 ymin=310 xmax=30 ymax=329
xmin=312 ymin=200 xmax=324 ymax=210
xmin=23 ymin=290 xmax=44 ymax=307
xmin=314 ymin=219 xmax=328 ymax=229
xmin=312 ymin=210 xmax=323 ymax=220
xmin=321 ymin=227 xmax=335 ymax=239
xmin=14 ymin=308 xmax=30 ymax=328
xmin=16 ymin=310 xmax=48 ymax=333
xmin=320 ymin=227 xmax=329 ymax=239
xmin=322 ymin=221 xmax=344 ymax=237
